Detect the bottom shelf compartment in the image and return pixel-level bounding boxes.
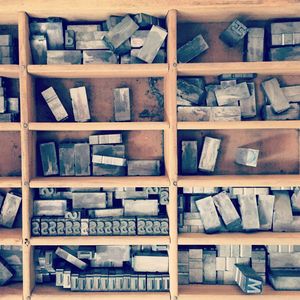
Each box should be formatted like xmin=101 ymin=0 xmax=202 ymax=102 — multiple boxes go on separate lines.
xmin=179 ymin=284 xmax=300 ymax=299
xmin=1 ymin=282 xmax=23 ymax=300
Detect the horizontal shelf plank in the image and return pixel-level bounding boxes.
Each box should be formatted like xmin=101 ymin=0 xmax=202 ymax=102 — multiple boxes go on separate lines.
xmin=0 ymin=123 xmax=21 ymax=131
xmin=178 ymin=121 xmax=300 ymax=130
xmin=178 ymin=232 xmax=300 ymax=245
xmin=0 ymin=228 xmax=22 ymax=245
xmin=179 ymin=284 xmax=300 ymax=299
xmin=0 ymin=177 xmax=21 ymax=188
xmin=177 ymin=61 xmax=300 ymax=76
xmin=32 ymin=284 xmax=169 ymax=300
xmin=0 ymin=65 xmax=19 ymax=78
xmin=30 ymin=235 xmax=170 ymax=246
xmin=177 ymin=175 xmax=300 ymax=187
xmin=27 ymin=64 xmax=168 ymax=78
xmin=30 ymin=176 xmax=170 ymax=188
xmin=1 ymin=283 xmax=23 ymax=300
xmin=29 ymin=122 xmax=169 ymax=131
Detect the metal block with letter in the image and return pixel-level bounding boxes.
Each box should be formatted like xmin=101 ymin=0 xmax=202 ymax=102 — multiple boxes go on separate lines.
xmin=238 ymin=195 xmax=260 ymax=231
xmin=0 ymin=258 xmax=13 ymax=286
xmin=65 ymin=30 xmax=75 ymax=50
xmin=211 ymin=106 xmax=241 ymax=121
xmin=72 ymin=192 xmax=106 ymax=209
xmin=220 ymin=19 xmax=248 ymax=47
xmin=263 ymin=104 xmax=299 ymax=120
xmin=181 ymin=140 xmax=198 ymax=175
xmin=70 ymin=86 xmax=91 ymax=122
xmin=55 ymin=247 xmax=87 ymax=270
xmin=40 ymin=142 xmax=59 ymax=176
xmin=41 ymin=87 xmax=68 ymax=122
xmin=33 ymin=200 xmax=67 ymax=217
xmin=270 ymin=46 xmax=300 ymax=61
xmin=83 ymin=50 xmax=118 ymax=64
xmin=137 ymin=25 xmax=167 ymax=63
xmin=281 ymin=85 xmax=300 ymax=102
xmin=235 ymin=148 xmax=259 ymax=167
xmin=262 ymin=78 xmax=290 ymax=113
xmin=113 ymin=87 xmax=131 ymax=121
xmin=178 ymin=106 xmax=211 ymax=121
xmin=127 ymin=160 xmax=161 ymax=176
xmin=240 ymin=82 xmax=257 ymax=118
xmin=257 ymin=195 xmax=275 ymax=230
xmin=271 ymin=22 xmax=300 ymax=46
xmin=177 ymin=34 xmax=209 ymax=63
xmin=59 ymin=144 xmax=75 ymax=176
xmin=89 ymin=133 xmax=122 ymax=145
xmin=0 ymin=192 xmax=22 ymax=228
xmin=74 ymin=143 xmax=91 ymax=176
xmin=47 ymin=50 xmax=82 ymax=64
xmin=198 ymin=136 xmax=221 ymax=172
xmin=123 ymin=199 xmax=159 ymax=216
xmin=245 ymin=28 xmax=264 ymax=62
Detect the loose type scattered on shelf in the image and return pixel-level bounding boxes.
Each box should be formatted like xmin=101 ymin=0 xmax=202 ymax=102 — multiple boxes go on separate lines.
xmin=0 ymin=77 xmax=20 ymax=122
xmin=177 ymin=74 xmax=300 ymax=121
xmin=35 ymin=245 xmax=169 ymax=291
xmin=178 ymin=186 xmax=300 ymax=233
xmin=179 ymin=244 xmax=300 ymax=292
xmin=30 ymin=14 xmax=167 ymax=64
xmin=31 ymin=186 xmax=169 ymax=236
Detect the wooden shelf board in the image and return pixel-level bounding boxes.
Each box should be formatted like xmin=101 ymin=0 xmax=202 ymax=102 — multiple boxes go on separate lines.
xmin=0 ymin=177 xmax=21 ymax=188
xmin=32 ymin=284 xmax=170 ymax=300
xmin=178 ymin=121 xmax=300 ymax=130
xmin=0 ymin=123 xmax=21 ymax=131
xmin=177 ymin=175 xmax=300 ymax=187
xmin=178 ymin=232 xmax=300 ymax=245
xmin=27 ymin=64 xmax=168 ymax=78
xmin=178 ymin=284 xmax=300 ymax=299
xmin=177 ymin=61 xmax=300 ymax=76
xmin=0 ymin=282 xmax=23 ymax=300
xmin=29 ymin=122 xmax=169 ymax=131
xmin=0 ymin=65 xmax=19 ymax=78
xmin=30 ymin=176 xmax=170 ymax=188
xmin=30 ymin=235 xmax=170 ymax=246
xmin=0 ymin=228 xmax=22 ymax=245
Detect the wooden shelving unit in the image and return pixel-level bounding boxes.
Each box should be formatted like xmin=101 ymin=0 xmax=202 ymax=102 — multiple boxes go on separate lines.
xmin=0 ymin=0 xmax=299 ymax=299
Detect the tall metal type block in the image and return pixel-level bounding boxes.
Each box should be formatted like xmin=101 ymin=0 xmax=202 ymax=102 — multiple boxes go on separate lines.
xmin=198 ymin=137 xmax=221 ymax=172
xmin=245 ymin=28 xmax=265 ymax=62
xmin=40 ymin=142 xmax=59 ymax=176
xmin=220 ymin=19 xmax=248 ymax=47
xmin=69 ymin=86 xmax=91 ymax=122
xmin=113 ymin=87 xmax=131 ymax=121
xmin=181 ymin=140 xmax=198 ymax=175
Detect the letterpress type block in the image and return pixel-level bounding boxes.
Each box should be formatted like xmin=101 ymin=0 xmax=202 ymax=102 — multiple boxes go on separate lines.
xmin=245 ymin=28 xmax=265 ymax=62
xmin=127 ymin=160 xmax=161 ymax=176
xmin=198 ymin=137 xmax=221 ymax=172
xmin=0 ymin=192 xmax=22 ymax=228
xmin=69 ymin=86 xmax=91 ymax=122
xmin=74 ymin=143 xmax=91 ymax=176
xmin=238 ymin=195 xmax=260 ymax=231
xmin=30 ymin=35 xmax=47 ymax=64
xmin=40 ymin=142 xmax=59 ymax=176
xmin=181 ymin=140 xmax=198 ymax=175
xmin=235 ymin=148 xmax=259 ymax=167
xmin=177 ymin=34 xmax=209 ymax=63
xmin=83 ymin=50 xmax=118 ymax=64
xmin=113 ymin=87 xmax=131 ymax=121
xmin=59 ymin=144 xmax=75 ymax=176
xmin=220 ymin=19 xmax=248 ymax=47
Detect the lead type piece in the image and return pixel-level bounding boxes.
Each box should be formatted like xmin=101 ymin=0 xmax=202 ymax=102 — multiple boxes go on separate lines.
xmin=59 ymin=144 xmax=75 ymax=176
xmin=0 ymin=193 xmax=22 ymax=228
xmin=69 ymin=86 xmax=91 ymax=122
xmin=245 ymin=28 xmax=265 ymax=62
xmin=177 ymin=34 xmax=209 ymax=63
xmin=40 ymin=142 xmax=59 ymax=176
xmin=220 ymin=19 xmax=248 ymax=47
xmin=74 ymin=143 xmax=91 ymax=176
xmin=198 ymin=137 xmax=221 ymax=172
xmin=235 ymin=148 xmax=259 ymax=167
xmin=113 ymin=87 xmax=131 ymax=121
xmin=41 ymin=87 xmax=68 ymax=121
xmin=83 ymin=50 xmax=118 ymax=64
xmin=127 ymin=160 xmax=161 ymax=176
xmin=181 ymin=140 xmax=198 ymax=175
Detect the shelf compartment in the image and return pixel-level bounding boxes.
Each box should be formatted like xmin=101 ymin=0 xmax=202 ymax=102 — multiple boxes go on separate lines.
xmin=178 ymin=129 xmax=300 ymax=176
xmin=30 ymin=175 xmax=170 ymax=188
xmin=29 ymin=122 xmax=169 ymax=131
xmin=178 ymin=232 xmax=300 ymax=246
xmin=0 ymin=282 xmax=23 ymax=300
xmin=27 ymin=64 xmax=168 ymax=78
xmin=0 ymin=227 xmax=22 ymax=245
xmin=177 ymin=175 xmax=300 ymax=187
xmin=30 ymin=235 xmax=170 ymax=246
xmin=178 ymin=284 xmax=300 ymax=299
xmin=31 ymin=284 xmax=170 ymax=300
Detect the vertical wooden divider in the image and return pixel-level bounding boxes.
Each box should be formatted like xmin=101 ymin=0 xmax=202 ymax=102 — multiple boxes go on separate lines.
xmin=166 ymin=9 xmax=178 ymax=299
xmin=19 ymin=11 xmax=35 ymax=299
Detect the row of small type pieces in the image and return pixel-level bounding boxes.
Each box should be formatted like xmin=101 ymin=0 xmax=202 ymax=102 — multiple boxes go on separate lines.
xmin=177 ymin=75 xmax=300 ymax=122
xmin=35 ymin=245 xmax=169 ymax=292
xmin=0 ymin=191 xmax=21 ymax=229
xmin=30 ymin=14 xmax=167 ymax=65
xmin=40 ymin=134 xmax=162 ymax=177
xmin=31 ymin=187 xmax=169 ymax=236
xmin=42 ymin=85 xmax=133 ymax=122
xmin=178 ymin=19 xmax=300 ymax=63
xmin=0 ymin=35 xmax=16 ymax=64
xmin=0 ymin=245 xmax=22 ymax=286
xmin=178 ymin=186 xmax=300 ymax=233
xmin=178 ymin=244 xmax=300 ymax=292
xmin=0 ymin=77 xmax=19 ymax=122
xmin=182 ymin=137 xmax=259 ymax=175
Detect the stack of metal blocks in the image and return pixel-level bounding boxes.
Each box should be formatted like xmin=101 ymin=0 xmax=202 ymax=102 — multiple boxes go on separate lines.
xmin=39 ymin=133 xmax=162 ymax=177
xmin=0 ymin=77 xmax=19 ymax=122
xmin=35 ymin=245 xmax=170 ymax=292
xmin=30 ymin=14 xmax=167 ymax=65
xmin=178 ymin=186 xmax=300 ymax=233
xmin=0 ymin=34 xmax=15 ymax=64
xmin=31 ymin=186 xmax=169 ymax=236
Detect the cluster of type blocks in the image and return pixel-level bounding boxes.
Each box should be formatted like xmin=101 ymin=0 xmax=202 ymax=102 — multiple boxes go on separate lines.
xmin=178 ymin=186 xmax=300 ymax=233
xmin=177 ymin=74 xmax=300 ymax=122
xmin=0 ymin=34 xmax=16 ymax=64
xmin=35 ymin=245 xmax=169 ymax=292
xmin=39 ymin=133 xmax=162 ymax=177
xmin=31 ymin=186 xmax=169 ymax=236
xmin=30 ymin=13 xmax=167 ymax=65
